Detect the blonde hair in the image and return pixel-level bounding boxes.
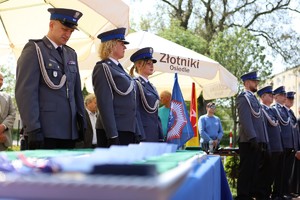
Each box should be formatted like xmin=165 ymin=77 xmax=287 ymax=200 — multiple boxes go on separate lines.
xmin=160 ymin=90 xmax=171 ymax=98
xmin=129 ymin=60 xmax=147 ymax=77
xmin=98 ymin=40 xmax=118 ymax=60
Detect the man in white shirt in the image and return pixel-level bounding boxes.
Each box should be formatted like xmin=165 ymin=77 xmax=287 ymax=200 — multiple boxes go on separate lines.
xmin=0 ymin=72 xmax=16 ymax=150
xmin=84 ymin=94 xmax=98 ymax=148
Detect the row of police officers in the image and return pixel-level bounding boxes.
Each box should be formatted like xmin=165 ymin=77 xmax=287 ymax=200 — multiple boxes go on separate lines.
xmin=15 ymin=8 xmax=163 ymax=149
xmin=236 ymin=71 xmax=300 ymax=200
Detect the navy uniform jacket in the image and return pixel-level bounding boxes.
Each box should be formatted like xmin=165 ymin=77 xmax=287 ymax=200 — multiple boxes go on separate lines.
xmin=135 ymin=77 xmax=163 ymax=142
xmin=272 ymin=103 xmax=294 ymax=149
xmin=236 ymin=91 xmax=268 ymax=143
xmin=15 ymin=36 xmax=86 ymax=139
xmin=288 ymin=109 xmax=299 ymax=150
xmin=92 ymin=59 xmax=142 ymax=138
xmin=261 ymin=104 xmax=283 ymax=152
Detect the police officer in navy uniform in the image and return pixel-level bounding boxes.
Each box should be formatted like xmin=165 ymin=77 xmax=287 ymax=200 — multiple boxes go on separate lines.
xmin=236 ymin=71 xmax=269 ymax=200
xmin=272 ymin=86 xmax=295 ymax=199
xmin=16 ymin=8 xmax=86 ymax=149
xmin=92 ymin=28 xmax=143 ymax=147
xmin=129 ymin=47 xmax=164 ymax=142
xmin=257 ymin=86 xmax=284 ymax=199
xmin=285 ymin=91 xmax=300 ymax=197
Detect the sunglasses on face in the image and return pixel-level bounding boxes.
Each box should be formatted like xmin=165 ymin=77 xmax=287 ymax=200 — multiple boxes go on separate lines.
xmin=208 ymin=105 xmax=216 ymax=109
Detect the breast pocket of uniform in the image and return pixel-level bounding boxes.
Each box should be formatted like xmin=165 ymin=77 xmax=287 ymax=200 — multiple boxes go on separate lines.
xmin=68 ymin=65 xmax=78 ymax=81
xmin=145 ymin=91 xmax=157 ymax=105
xmin=251 ymin=101 xmax=260 ymax=112
xmin=45 ymin=60 xmax=63 ymax=85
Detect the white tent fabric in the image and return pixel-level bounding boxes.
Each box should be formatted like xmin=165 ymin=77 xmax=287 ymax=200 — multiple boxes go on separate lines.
xmin=121 ymin=31 xmax=238 ymax=100
xmin=82 ymin=31 xmax=238 ymax=100
xmin=0 ymin=0 xmax=129 ymax=62
xmin=0 ymin=0 xmax=237 ymax=100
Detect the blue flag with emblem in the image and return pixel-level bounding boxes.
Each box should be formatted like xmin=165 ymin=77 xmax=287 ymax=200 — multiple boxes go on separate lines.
xmin=166 ymin=73 xmax=194 ymax=149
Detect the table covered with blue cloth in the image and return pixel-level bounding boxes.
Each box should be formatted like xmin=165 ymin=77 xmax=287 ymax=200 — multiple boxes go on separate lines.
xmin=171 ymin=155 xmax=232 ymax=200
xmin=0 ymin=148 xmax=232 ymax=200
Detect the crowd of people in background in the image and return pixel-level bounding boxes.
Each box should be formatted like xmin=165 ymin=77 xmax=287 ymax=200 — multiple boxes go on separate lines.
xmin=236 ymin=71 xmax=300 ymax=200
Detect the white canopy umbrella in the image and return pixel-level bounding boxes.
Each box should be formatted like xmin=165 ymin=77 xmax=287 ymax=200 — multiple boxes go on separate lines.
xmin=0 ymin=0 xmax=129 ymax=62
xmin=121 ymin=31 xmax=238 ymax=100
xmin=83 ymin=31 xmax=238 ymax=100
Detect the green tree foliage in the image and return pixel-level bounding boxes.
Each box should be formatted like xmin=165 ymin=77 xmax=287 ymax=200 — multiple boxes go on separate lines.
xmin=209 ymin=28 xmax=272 ymax=81
xmin=158 ymin=20 xmax=208 ymax=54
xmin=0 ymin=65 xmax=15 ymax=96
xmin=209 ymin=28 xmax=272 ymax=145
xmin=131 ymin=0 xmax=297 ymax=144
xmin=224 ymin=155 xmax=240 ymax=191
xmin=82 ymin=84 xmax=90 ymax=99
xmin=158 ymin=0 xmax=300 ymax=66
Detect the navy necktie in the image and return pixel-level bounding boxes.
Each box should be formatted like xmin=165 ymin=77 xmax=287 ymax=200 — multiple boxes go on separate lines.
xmin=117 ymin=63 xmax=123 ymax=69
xmin=117 ymin=63 xmax=126 ymax=73
xmin=57 ymin=47 xmax=63 ymax=58
xmin=147 ymin=81 xmax=154 ymax=90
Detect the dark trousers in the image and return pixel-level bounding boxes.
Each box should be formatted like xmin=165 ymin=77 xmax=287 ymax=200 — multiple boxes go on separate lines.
xmin=236 ymin=142 xmax=260 ymax=200
xmin=253 ymin=151 xmax=284 ymax=198
xmin=43 ymin=138 xmax=76 ymax=149
xmin=22 ymin=136 xmax=76 ymax=150
xmin=282 ymin=148 xmax=295 ymax=195
xmin=272 ymin=152 xmax=284 ymax=197
xmin=290 ymin=158 xmax=300 ymax=194
xmin=96 ymin=129 xmax=136 ymax=148
xmin=252 ymin=148 xmax=272 ymax=199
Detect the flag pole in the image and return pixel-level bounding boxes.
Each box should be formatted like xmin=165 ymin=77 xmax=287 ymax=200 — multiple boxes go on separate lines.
xmin=185 ymin=82 xmax=200 ymax=147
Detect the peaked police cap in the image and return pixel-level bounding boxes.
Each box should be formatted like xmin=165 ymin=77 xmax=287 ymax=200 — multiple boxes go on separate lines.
xmin=130 ymin=47 xmax=157 ymax=63
xmin=48 ymin=8 xmax=82 ymax=29
xmin=97 ymin=28 xmax=129 ymax=44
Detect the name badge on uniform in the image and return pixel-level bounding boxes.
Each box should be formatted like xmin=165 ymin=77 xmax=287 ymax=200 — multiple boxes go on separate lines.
xmin=53 ymin=71 xmax=58 ymax=77
xmin=68 ymin=61 xmax=76 ymax=65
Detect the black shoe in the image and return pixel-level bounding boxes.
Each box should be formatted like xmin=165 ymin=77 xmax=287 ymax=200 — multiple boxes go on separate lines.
xmin=235 ymin=196 xmax=254 ymax=200
xmin=255 ymin=197 xmax=271 ymax=200
xmin=281 ymin=194 xmax=292 ymax=200
xmin=289 ymin=193 xmax=299 ymax=198
xmin=272 ymin=197 xmax=283 ymax=200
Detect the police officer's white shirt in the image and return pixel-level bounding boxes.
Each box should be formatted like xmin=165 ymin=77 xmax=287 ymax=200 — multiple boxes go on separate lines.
xmin=46 ymin=36 xmax=61 ymax=49
xmin=245 ymin=89 xmax=254 ymax=96
xmin=138 ymin=75 xmax=149 ymax=83
xmin=276 ymin=102 xmax=284 ymax=107
xmin=109 ymin=57 xmax=119 ymax=66
xmin=86 ymin=108 xmax=97 ymax=145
